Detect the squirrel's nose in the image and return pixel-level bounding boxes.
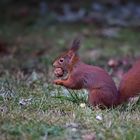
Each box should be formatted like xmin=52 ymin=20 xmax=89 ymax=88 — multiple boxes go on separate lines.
xmin=53 ymin=63 xmax=55 ymax=67
xmin=53 ymin=61 xmax=57 ymax=67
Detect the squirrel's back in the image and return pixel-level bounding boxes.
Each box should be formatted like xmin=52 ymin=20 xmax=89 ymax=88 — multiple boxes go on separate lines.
xmin=70 ymin=62 xmax=119 ymax=107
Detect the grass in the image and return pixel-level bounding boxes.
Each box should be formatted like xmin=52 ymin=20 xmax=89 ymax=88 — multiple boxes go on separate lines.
xmin=0 ymin=20 xmax=140 ymax=140
xmin=0 ymin=78 xmax=140 ymax=140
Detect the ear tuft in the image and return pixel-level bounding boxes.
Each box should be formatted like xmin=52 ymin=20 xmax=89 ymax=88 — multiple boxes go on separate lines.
xmin=71 ymin=38 xmax=81 ymax=52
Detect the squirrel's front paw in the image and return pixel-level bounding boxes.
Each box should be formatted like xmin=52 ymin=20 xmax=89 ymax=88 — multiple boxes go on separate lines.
xmin=53 ymin=79 xmax=63 ymax=85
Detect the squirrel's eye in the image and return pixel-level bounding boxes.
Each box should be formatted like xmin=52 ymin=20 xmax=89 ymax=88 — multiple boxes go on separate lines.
xmin=59 ymin=58 xmax=64 ymax=63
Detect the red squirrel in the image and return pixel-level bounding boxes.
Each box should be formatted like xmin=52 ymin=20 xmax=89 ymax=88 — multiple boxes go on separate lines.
xmin=53 ymin=39 xmax=140 ymax=108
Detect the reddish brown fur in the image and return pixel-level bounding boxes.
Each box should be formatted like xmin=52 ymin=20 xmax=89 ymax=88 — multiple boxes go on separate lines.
xmin=118 ymin=60 xmax=140 ymax=103
xmin=53 ymin=39 xmax=140 ymax=108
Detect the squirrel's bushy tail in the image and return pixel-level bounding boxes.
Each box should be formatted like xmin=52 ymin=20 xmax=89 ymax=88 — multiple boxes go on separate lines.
xmin=118 ymin=59 xmax=140 ymax=103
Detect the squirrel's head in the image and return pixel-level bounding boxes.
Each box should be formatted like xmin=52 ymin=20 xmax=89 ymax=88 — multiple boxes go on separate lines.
xmin=53 ymin=38 xmax=80 ymax=77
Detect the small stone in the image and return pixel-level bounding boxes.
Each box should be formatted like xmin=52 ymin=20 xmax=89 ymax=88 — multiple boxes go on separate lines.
xmin=80 ymin=103 xmax=86 ymax=108
xmin=19 ymin=98 xmax=32 ymax=106
xmin=82 ymin=133 xmax=96 ymax=140
xmin=96 ymin=115 xmax=102 ymax=121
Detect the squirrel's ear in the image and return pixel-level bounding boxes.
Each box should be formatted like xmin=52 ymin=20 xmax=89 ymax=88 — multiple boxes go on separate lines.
xmin=70 ymin=38 xmax=80 ymax=52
